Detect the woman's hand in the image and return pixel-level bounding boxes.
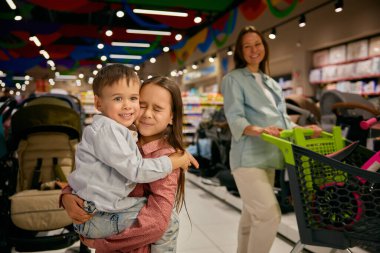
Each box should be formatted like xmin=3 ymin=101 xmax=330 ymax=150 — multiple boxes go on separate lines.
xmin=244 ymin=125 xmax=283 ymax=137
xmin=62 ymin=194 xmax=92 ymax=224
xmin=305 ymin=124 xmax=322 ymax=138
xmin=262 ymin=125 xmax=283 ymax=137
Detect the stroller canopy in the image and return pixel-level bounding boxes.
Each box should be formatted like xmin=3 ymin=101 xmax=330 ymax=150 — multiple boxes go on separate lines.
xmin=11 ymin=96 xmax=82 ymax=145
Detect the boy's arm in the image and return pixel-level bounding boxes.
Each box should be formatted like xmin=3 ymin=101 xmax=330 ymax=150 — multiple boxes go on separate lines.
xmin=83 ymin=170 xmax=180 ymax=252
xmin=92 ymin=125 xmax=173 ymax=183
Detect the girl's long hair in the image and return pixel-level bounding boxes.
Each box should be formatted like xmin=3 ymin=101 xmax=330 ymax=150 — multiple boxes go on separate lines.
xmin=141 ymin=76 xmax=186 ymax=212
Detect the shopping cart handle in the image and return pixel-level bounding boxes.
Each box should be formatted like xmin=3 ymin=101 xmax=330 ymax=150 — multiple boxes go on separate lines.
xmin=280 ymin=128 xmax=314 ymax=138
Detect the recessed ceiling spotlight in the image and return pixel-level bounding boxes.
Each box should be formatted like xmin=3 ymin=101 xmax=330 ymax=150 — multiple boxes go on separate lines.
xmin=116 ymin=10 xmax=124 ymax=18
xmin=175 ymin=34 xmax=182 ymax=41
xmin=194 ymin=16 xmax=202 ymax=24
xmin=105 ymin=30 xmax=113 ymax=37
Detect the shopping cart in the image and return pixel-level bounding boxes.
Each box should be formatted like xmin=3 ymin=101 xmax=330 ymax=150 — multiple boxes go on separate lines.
xmin=262 ymin=127 xmax=380 ymax=253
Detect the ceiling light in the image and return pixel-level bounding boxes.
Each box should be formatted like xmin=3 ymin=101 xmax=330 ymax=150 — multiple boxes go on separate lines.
xmin=39 ymin=50 xmax=50 ymax=59
xmin=96 ymin=64 xmax=102 ymax=69
xmin=55 ymin=75 xmax=77 ymax=80
xmin=109 ymin=54 xmax=142 ymax=60
xmin=47 ymin=60 xmax=55 ymax=67
xmin=150 ymin=57 xmax=156 ymax=63
xmin=163 ymin=47 xmax=170 ymax=52
xmin=335 ymin=0 xmax=343 ymax=13
xmin=100 ymin=55 xmax=107 ymax=61
xmin=14 ymin=15 xmax=22 ymax=21
xmin=116 ymin=10 xmax=124 ymax=18
xmin=105 ymin=30 xmax=113 ymax=37
xmin=147 ymin=75 xmax=152 ymax=79
xmin=227 ymin=47 xmax=233 ymax=56
xmin=93 ymin=70 xmax=98 ymax=75
xmin=194 ymin=16 xmax=202 ymax=24
xmin=13 ymin=76 xmax=33 ymax=81
xmin=78 ymin=73 xmax=84 ymax=79
xmin=175 ymin=34 xmax=182 ymax=41
xmin=268 ymin=28 xmax=276 ymax=40
xmin=133 ymin=9 xmax=188 ymax=17
xmin=97 ymin=43 xmax=104 ymax=49
xmin=126 ymin=29 xmax=171 ymax=36
xmin=298 ymin=15 xmax=306 ymax=28
xmin=111 ymin=42 xmax=150 ymax=48
xmin=29 ymin=36 xmax=41 ymax=47
xmin=134 ymin=65 xmax=140 ymax=71
xmin=6 ymin=0 xmax=16 ymax=10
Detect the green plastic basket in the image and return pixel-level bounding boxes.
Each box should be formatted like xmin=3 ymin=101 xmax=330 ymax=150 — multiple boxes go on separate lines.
xmin=262 ymin=126 xmax=346 ymax=191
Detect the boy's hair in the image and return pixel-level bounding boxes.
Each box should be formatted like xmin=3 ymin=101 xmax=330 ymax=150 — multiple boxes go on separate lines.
xmin=92 ymin=64 xmax=140 ymax=96
xmin=141 ymin=76 xmax=186 ymax=212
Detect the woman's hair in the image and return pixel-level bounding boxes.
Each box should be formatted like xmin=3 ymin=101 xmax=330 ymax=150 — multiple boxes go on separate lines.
xmin=92 ymin=64 xmax=140 ymax=96
xmin=141 ymin=76 xmax=186 ymax=212
xmin=233 ymin=25 xmax=270 ymax=74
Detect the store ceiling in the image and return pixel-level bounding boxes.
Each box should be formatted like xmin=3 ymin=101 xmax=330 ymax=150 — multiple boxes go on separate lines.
xmin=0 ymin=0 xmax=243 ymax=82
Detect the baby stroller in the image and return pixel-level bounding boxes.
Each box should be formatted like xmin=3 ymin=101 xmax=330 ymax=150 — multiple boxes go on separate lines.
xmin=0 ymin=95 xmax=89 ymax=253
xmin=286 ymin=94 xmax=321 ymax=125
xmin=320 ymin=90 xmax=379 ymax=146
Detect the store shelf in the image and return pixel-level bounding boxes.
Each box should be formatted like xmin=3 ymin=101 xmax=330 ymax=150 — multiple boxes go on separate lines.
xmin=182 ymin=93 xmax=224 ymax=144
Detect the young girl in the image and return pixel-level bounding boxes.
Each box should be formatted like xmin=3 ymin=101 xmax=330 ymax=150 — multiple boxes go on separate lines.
xmin=62 ymin=76 xmax=190 ymax=252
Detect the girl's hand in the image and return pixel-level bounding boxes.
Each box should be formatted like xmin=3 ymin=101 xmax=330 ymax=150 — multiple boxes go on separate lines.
xmin=81 ymin=236 xmax=95 ymax=248
xmin=62 ymin=194 xmax=92 ymax=224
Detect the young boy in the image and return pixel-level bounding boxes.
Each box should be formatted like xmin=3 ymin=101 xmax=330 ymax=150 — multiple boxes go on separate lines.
xmin=68 ymin=64 xmax=192 ymax=239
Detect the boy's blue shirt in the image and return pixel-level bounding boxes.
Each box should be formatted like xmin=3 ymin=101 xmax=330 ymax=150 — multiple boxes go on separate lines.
xmin=68 ymin=114 xmax=172 ymax=212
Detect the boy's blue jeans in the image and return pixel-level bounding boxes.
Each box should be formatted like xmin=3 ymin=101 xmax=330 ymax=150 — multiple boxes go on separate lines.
xmin=73 ymin=198 xmax=179 ymax=252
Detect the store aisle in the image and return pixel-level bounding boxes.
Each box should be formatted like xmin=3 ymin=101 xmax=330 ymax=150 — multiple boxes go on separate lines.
xmin=177 ymin=181 xmax=293 ymax=253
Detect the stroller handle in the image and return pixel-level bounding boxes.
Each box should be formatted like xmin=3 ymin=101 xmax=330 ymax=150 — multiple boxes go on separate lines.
xmin=360 ymin=117 xmax=380 ymax=130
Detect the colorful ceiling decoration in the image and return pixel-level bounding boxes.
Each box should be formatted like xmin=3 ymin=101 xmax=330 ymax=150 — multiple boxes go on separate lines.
xmin=0 ymin=0 xmax=303 ymax=85
xmin=0 ymin=0 xmax=243 ymax=81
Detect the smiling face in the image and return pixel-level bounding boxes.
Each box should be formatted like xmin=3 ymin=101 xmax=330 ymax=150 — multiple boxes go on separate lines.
xmin=242 ymin=32 xmax=266 ymax=73
xmin=136 ymin=83 xmax=173 ymax=144
xmin=94 ymin=77 xmax=140 ymax=128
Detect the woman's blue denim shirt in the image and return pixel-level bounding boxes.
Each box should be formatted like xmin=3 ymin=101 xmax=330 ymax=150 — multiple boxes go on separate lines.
xmin=221 ymin=67 xmax=296 ymax=170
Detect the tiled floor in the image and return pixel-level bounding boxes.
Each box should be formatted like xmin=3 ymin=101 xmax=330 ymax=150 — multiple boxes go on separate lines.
xmin=11 ymin=177 xmax=370 ymax=253
xmin=175 ymin=182 xmax=293 ymax=253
